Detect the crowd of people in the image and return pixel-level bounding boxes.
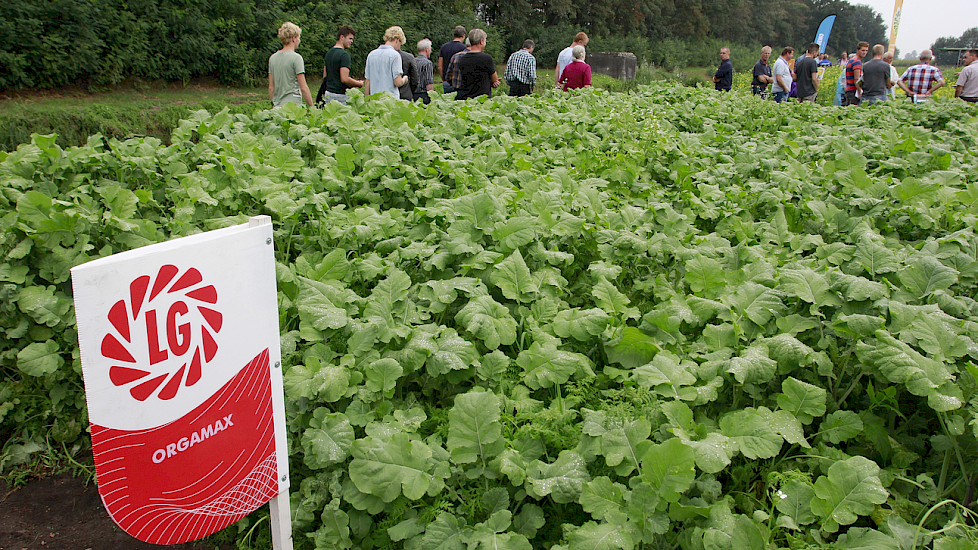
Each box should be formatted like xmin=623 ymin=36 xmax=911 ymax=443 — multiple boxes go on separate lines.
xmin=266 ymin=22 xmax=596 ymax=108
xmin=727 ymin=39 xmax=978 ymax=105
xmin=267 ymin=21 xmax=978 ymax=108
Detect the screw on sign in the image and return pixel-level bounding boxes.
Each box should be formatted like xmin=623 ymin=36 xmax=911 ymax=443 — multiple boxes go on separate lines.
xmin=100 ymin=265 xmax=222 ymax=401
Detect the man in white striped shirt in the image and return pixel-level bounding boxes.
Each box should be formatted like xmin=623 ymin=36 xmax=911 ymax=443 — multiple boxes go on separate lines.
xmin=413 ymin=39 xmax=435 ymax=104
xmin=504 ymin=40 xmax=537 ymax=97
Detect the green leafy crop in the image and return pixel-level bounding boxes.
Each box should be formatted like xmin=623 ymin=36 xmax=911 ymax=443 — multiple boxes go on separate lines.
xmin=3 ymin=88 xmax=978 ymax=548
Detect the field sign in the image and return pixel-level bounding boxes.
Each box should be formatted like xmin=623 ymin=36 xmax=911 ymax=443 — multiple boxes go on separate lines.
xmin=71 ymin=216 xmax=292 ymax=548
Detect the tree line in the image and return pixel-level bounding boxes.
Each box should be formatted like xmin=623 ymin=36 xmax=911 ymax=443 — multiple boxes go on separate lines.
xmin=0 ymin=0 xmax=887 ymax=91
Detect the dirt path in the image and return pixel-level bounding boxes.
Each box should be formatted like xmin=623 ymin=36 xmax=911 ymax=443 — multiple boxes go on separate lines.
xmin=0 ymin=474 xmax=233 ymax=550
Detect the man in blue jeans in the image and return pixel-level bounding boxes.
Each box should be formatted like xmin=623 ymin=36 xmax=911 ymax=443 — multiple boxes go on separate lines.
xmin=772 ymin=47 xmax=794 ymax=103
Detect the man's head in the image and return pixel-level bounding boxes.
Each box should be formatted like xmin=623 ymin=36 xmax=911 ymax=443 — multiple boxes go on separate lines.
xmin=720 ymin=47 xmax=730 ymax=60
xmin=523 ymin=39 xmax=535 ymax=52
xmin=573 ymin=32 xmax=589 ymax=46
xmin=872 ymin=44 xmax=884 ymax=59
xmin=781 ymin=46 xmax=794 ymax=60
xmin=919 ymin=49 xmax=933 ymax=63
xmin=468 ymin=28 xmax=487 ymax=50
xmin=856 ymin=41 xmax=869 ymax=59
xmin=453 ymin=26 xmax=467 ymax=39
xmin=965 ymin=49 xmax=978 ymax=65
xmin=336 ymin=25 xmax=355 ymax=48
xmin=278 ymin=22 xmax=301 ymax=46
xmin=384 ymin=26 xmax=406 ymax=47
xmin=417 ymin=39 xmax=432 ymax=57
xmin=760 ymin=45 xmax=772 ymax=63
xmin=807 ymin=43 xmax=819 ymax=56
xmin=882 ymin=51 xmax=894 ymax=63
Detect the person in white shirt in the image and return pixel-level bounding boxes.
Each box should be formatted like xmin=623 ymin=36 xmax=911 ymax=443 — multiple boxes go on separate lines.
xmin=555 ymin=32 xmax=588 ymax=82
xmin=772 ymin=46 xmax=794 ymax=103
xmin=882 ymin=51 xmax=900 ymax=100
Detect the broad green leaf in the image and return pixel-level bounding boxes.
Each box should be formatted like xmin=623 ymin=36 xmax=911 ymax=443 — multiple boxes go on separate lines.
xmin=553 ymin=308 xmax=612 ymax=341
xmin=682 ymin=432 xmax=737 ymax=474
xmin=426 ymin=329 xmax=480 ymax=376
xmin=685 ymin=255 xmax=726 ymax=297
xmin=633 ymin=351 xmax=698 ymax=399
xmin=592 ymin=277 xmax=640 ymax=319
xmin=302 ymin=409 xmax=354 ymax=469
xmin=17 ymin=340 xmax=63 ymax=376
xmin=719 ymin=407 xmax=784 ymax=460
xmin=726 ymin=282 xmax=786 ymax=326
xmin=447 ymin=391 xmax=504 ymax=467
xmin=780 ymin=268 xmax=842 ymax=308
xmin=639 ymin=438 xmax=696 ymax=510
xmin=777 ymin=377 xmax=826 ymax=425
xmin=421 ymin=512 xmax=466 ymax=550
xmin=599 ymin=418 xmax=653 ymax=476
xmin=364 ymin=358 xmax=402 ymax=395
xmin=525 ymin=450 xmax=590 ymax=503
xmin=309 ymin=499 xmax=353 ymax=549
xmin=17 ymin=286 xmax=71 ymax=328
xmin=857 ymin=331 xmax=959 ymax=410
xmin=853 ymin=238 xmax=899 ymax=276
xmin=349 ymin=433 xmax=437 ymax=502
xmin=491 ymin=216 xmax=537 ymax=252
xmin=811 ymin=456 xmax=889 ymax=533
xmin=818 ymin=410 xmax=864 ymax=443
xmin=566 ymin=521 xmax=635 ymax=550
xmin=899 ymin=256 xmax=958 ymax=300
xmin=579 ymin=477 xmax=627 ymax=521
xmin=726 ymin=344 xmax=778 ymax=385
xmin=834 ymin=528 xmax=900 ymax=550
xmin=518 ymin=342 xmax=593 ymax=390
xmin=455 ymin=295 xmax=517 ymax=350
xmin=491 ymin=250 xmax=538 ymax=303
xmin=774 ymin=479 xmax=816 ymax=526
xmin=512 ymin=504 xmax=545 ymax=538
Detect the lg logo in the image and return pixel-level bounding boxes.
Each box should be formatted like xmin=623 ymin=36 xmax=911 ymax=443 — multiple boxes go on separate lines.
xmin=100 ymin=265 xmax=223 ymax=401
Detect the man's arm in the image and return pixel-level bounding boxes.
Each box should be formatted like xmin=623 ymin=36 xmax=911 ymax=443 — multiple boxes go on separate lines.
xmin=929 ymin=78 xmax=945 ymax=94
xmin=854 ymin=66 xmax=862 ymax=90
xmin=438 ymin=57 xmax=444 ymax=81
xmin=340 ymin=67 xmax=363 ymax=88
xmin=812 ymin=69 xmax=819 ymax=90
xmin=364 ymin=79 xmax=371 ymax=96
xmin=898 ymin=79 xmax=912 ymax=95
xmin=268 ymin=74 xmax=275 ymax=101
xmin=394 ymin=74 xmax=407 ymax=87
xmin=956 ymin=85 xmax=964 ymax=98
xmin=297 ymin=73 xmax=314 ymax=107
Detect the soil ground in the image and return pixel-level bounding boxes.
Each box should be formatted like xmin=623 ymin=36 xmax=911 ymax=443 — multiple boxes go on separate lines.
xmin=0 ymin=473 xmax=234 ymax=550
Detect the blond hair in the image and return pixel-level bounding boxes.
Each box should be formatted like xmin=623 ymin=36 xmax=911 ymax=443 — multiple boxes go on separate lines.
xmin=278 ymin=22 xmax=301 ymax=46
xmin=384 ymin=26 xmax=406 ymax=44
xmin=872 ymin=44 xmax=885 ymax=57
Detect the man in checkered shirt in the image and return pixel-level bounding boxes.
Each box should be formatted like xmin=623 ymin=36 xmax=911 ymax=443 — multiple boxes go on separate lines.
xmin=898 ymin=49 xmax=945 ymax=100
xmin=504 ymin=40 xmax=537 ymax=97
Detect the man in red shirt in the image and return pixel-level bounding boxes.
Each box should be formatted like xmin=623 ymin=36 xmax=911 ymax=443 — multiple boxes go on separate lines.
xmin=844 ymin=41 xmax=869 ymax=106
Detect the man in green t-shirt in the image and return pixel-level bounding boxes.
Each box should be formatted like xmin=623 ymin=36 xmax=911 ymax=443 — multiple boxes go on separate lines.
xmin=317 ymin=25 xmax=364 ymax=106
xmin=268 ymin=22 xmax=314 ymax=108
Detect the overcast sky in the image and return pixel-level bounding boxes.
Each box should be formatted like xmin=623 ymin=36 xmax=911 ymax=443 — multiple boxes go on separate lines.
xmin=852 ymin=0 xmax=976 ymax=55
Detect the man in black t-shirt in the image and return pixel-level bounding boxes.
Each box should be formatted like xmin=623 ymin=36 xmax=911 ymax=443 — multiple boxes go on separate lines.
xmin=751 ymin=46 xmax=773 ymax=96
xmin=795 ymin=43 xmax=820 ymax=102
xmin=455 ymin=29 xmax=500 ymax=100
xmin=316 ymin=25 xmax=364 ymax=105
xmin=438 ymin=26 xmax=467 ymax=94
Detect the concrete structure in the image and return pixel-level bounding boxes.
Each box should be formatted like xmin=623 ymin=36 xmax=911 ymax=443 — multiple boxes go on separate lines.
xmin=588 ymin=52 xmax=637 ymax=80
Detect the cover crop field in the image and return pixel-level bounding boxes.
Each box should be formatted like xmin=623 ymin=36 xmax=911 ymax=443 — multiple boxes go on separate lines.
xmin=2 ymin=86 xmax=978 ymax=549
